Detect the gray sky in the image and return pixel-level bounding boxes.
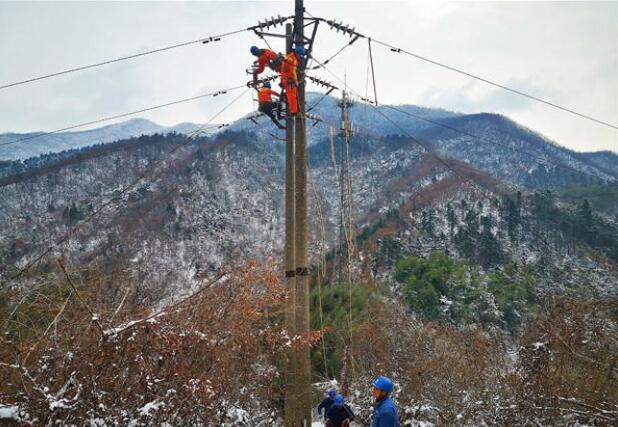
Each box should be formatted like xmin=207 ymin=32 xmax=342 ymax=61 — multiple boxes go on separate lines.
xmin=1 ymin=1 xmax=616 ymax=152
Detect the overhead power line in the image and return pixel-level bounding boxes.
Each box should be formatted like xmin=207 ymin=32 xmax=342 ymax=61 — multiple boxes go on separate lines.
xmin=370 ymin=38 xmax=618 ymax=132
xmin=1 ymin=86 xmax=250 ymax=290
xmin=0 ymin=15 xmax=292 ymax=91
xmin=0 ymin=85 xmax=247 ymax=148
xmin=312 ymin=15 xmax=618 ymax=132
xmin=311 ymin=57 xmax=519 ymax=185
xmin=310 ymin=57 xmax=576 ymax=176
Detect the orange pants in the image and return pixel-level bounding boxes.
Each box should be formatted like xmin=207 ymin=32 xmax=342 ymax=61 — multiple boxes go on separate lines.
xmin=283 ymin=81 xmax=298 ymax=115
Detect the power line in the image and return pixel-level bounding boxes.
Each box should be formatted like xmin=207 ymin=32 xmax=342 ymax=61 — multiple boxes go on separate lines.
xmin=0 ymin=30 xmax=246 ymax=91
xmin=313 ymin=15 xmax=618 ymax=132
xmin=0 ymin=85 xmax=247 ymax=148
xmin=380 ymin=104 xmax=573 ymax=170
xmin=311 ymin=56 xmax=503 ymax=187
xmin=0 ymin=15 xmax=293 ymax=91
xmin=310 ymin=57 xmax=588 ymax=173
xmin=0 ymin=86 xmax=250 ymax=290
xmin=308 ymin=61 xmax=578 ymax=264
xmin=370 ymin=38 xmax=618 ymax=132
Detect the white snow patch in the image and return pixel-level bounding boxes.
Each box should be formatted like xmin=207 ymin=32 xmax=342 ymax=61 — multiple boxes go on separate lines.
xmin=138 ymin=400 xmax=164 ymax=417
xmin=0 ymin=404 xmax=30 ymax=423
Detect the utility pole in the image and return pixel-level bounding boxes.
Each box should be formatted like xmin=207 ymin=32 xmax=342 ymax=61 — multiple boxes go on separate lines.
xmin=338 ymin=90 xmax=355 ymax=286
xmin=293 ymin=0 xmax=312 ymax=425
xmin=338 ymin=90 xmax=356 ymax=397
xmin=283 ymin=1 xmax=312 ymax=425
xmin=283 ymin=21 xmax=298 ymax=427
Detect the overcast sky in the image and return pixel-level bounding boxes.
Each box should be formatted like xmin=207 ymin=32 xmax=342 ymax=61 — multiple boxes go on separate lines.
xmin=0 ymin=1 xmax=616 ymax=152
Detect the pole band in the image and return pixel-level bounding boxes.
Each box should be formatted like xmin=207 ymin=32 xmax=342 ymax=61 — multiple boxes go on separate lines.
xmin=285 ymin=270 xmax=297 ymax=277
xmin=296 ymin=267 xmax=310 ymax=276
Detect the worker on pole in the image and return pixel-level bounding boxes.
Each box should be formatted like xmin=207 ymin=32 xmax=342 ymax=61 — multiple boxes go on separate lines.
xmin=250 ymin=46 xmax=283 ymax=84
xmin=371 ymin=376 xmax=399 ymax=427
xmin=279 ymin=46 xmax=305 ymax=116
xmin=256 ymin=81 xmax=285 ymax=129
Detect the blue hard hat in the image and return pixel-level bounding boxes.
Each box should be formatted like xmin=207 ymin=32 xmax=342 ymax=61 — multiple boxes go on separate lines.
xmin=250 ymin=46 xmax=260 ymax=56
xmin=294 ymin=46 xmax=306 ymax=56
xmin=334 ymin=394 xmax=344 ymax=407
xmin=372 ymin=376 xmax=394 ymax=394
xmin=263 ymin=81 xmax=271 ymax=88
xmin=327 ymin=389 xmax=336 ymax=398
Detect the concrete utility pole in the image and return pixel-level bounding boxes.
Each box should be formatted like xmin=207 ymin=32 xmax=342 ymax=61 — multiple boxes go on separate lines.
xmin=293 ymin=0 xmax=313 ymax=425
xmin=284 ymin=1 xmax=312 ymax=425
xmin=338 ymin=90 xmax=356 ymax=397
xmin=283 ymin=21 xmax=298 ymax=427
xmin=338 ymin=90 xmax=355 ymax=286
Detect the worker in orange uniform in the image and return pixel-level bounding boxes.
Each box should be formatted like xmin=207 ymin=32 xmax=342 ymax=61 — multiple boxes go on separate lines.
xmin=250 ymin=46 xmax=283 ymax=84
xmin=279 ymin=46 xmax=305 ymax=116
xmin=256 ymin=81 xmax=285 ymax=129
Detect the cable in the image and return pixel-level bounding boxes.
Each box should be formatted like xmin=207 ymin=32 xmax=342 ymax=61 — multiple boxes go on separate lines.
xmin=308 ymin=62 xmax=578 ymax=266
xmin=369 ymin=38 xmax=618 ymax=131
xmin=380 ymin=104 xmax=574 ymax=170
xmin=309 ymin=57 xmax=570 ymax=173
xmin=0 ymin=85 xmax=246 ymax=148
xmin=367 ymin=38 xmax=378 ymax=105
xmin=0 ymin=29 xmax=248 ymax=91
xmin=312 ymin=56 xmax=500 ymax=190
xmin=1 ymin=15 xmax=293 ymax=91
xmin=1 ymin=86 xmax=250 ymax=291
xmin=309 ymin=36 xmax=360 ymax=72
xmin=313 ymin=15 xmax=618 ymax=132
xmin=0 ymin=123 xmax=225 ymax=189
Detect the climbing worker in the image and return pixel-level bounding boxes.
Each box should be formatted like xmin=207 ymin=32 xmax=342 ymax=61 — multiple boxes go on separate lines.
xmin=279 ymin=46 xmax=305 ymax=116
xmin=317 ymin=389 xmax=337 ymax=420
xmin=256 ymin=81 xmax=285 ymax=129
xmin=250 ymin=46 xmax=283 ymax=84
xmin=325 ymin=394 xmax=355 ymax=427
xmin=371 ymin=376 xmax=399 ymax=427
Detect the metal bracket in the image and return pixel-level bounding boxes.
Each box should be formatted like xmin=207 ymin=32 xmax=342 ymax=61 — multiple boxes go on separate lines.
xmin=254 ymin=30 xmax=287 ymax=39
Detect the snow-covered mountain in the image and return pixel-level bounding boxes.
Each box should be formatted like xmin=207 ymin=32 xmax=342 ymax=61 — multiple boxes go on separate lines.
xmin=1 ymin=92 xmax=617 ymax=301
xmin=0 ymin=118 xmax=206 ymax=161
xmin=1 ymin=127 xmax=617 ymax=299
xmin=2 ymin=93 xmax=614 ymax=190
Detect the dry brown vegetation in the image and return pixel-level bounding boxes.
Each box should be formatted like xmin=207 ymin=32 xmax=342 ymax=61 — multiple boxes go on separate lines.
xmin=0 ymin=263 xmax=304 ymax=425
xmin=342 ymin=296 xmax=618 ymax=426
xmin=1 ymin=262 xmax=616 ymax=426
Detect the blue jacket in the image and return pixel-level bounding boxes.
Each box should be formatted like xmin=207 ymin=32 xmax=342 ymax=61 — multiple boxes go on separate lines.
xmin=371 ymin=396 xmax=399 ymax=427
xmin=317 ymin=397 xmax=335 ymax=418
xmin=326 ymin=403 xmax=355 ymax=427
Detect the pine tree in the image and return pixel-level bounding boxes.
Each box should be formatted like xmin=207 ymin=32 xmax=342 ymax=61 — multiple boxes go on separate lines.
xmin=446 ymin=202 xmax=457 ymax=237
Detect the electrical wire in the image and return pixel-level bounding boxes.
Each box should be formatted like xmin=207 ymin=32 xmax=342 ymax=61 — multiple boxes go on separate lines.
xmin=0 ymin=85 xmax=247 ymax=148
xmin=309 ymin=56 xmax=570 ymax=172
xmin=313 ymin=15 xmax=618 ymax=132
xmin=369 ymin=37 xmax=618 ymax=131
xmin=0 ymin=86 xmax=250 ymax=290
xmin=0 ymin=28 xmax=250 ymax=91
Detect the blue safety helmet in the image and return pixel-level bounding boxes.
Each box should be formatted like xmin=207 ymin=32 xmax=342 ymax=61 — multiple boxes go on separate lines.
xmin=327 ymin=389 xmax=336 ymax=398
xmin=372 ymin=376 xmax=394 ymax=394
xmin=334 ymin=394 xmax=344 ymax=407
xmin=294 ymin=46 xmax=306 ymax=56
xmin=250 ymin=46 xmax=260 ymax=56
xmin=263 ymin=81 xmax=271 ymax=88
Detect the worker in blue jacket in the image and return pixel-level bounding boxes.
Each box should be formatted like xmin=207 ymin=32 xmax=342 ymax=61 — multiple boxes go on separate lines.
xmin=326 ymin=394 xmax=355 ymax=427
xmin=371 ymin=376 xmax=399 ymax=427
xmin=317 ymin=389 xmax=337 ymax=420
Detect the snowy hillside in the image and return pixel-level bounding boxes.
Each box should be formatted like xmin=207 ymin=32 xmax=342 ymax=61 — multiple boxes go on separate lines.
xmin=0 ymin=118 xmax=206 ymax=161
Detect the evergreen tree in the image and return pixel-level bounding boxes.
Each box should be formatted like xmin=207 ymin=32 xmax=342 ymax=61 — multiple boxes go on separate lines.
xmin=446 ymin=202 xmax=457 ymax=237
